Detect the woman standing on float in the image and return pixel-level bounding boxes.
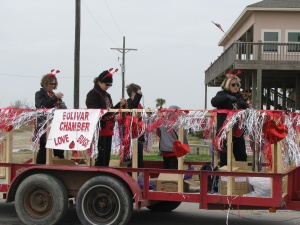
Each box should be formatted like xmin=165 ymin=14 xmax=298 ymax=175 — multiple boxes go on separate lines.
xmin=86 ymin=69 xmax=125 ymax=166
xmin=211 ymin=70 xmax=249 ymax=167
xmin=35 ymin=69 xmax=67 ymax=164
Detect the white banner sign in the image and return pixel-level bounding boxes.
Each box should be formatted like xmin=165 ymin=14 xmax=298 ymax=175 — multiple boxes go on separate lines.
xmin=46 ymin=109 xmax=107 ymax=151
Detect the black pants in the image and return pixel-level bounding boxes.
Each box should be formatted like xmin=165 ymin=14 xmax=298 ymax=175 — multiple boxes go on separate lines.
xmin=163 ymin=155 xmax=178 ymax=169
xmin=219 ymin=136 xmax=247 ymax=167
xmin=95 ymin=135 xmax=112 ymax=166
xmin=36 ymin=134 xmax=65 ymax=164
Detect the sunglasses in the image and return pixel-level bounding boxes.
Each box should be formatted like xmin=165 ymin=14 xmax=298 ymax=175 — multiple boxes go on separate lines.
xmin=231 ymin=83 xmax=240 ymax=87
xmin=105 ymin=83 xmax=112 ymax=87
xmin=50 ymin=83 xmax=57 ymax=86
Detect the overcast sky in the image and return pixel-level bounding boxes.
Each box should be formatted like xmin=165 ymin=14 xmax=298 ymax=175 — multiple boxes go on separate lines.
xmin=0 ymin=0 xmax=258 ymax=110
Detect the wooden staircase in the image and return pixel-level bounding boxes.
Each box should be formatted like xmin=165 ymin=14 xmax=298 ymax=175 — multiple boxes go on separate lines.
xmin=262 ymin=88 xmax=295 ymax=111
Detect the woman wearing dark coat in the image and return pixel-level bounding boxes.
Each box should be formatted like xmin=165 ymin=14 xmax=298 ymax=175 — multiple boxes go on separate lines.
xmin=86 ymin=69 xmax=124 ymax=166
xmin=35 ymin=70 xmax=66 ymax=164
xmin=211 ymin=71 xmax=249 ymax=167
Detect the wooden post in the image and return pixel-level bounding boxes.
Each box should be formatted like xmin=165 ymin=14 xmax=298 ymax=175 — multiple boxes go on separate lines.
xmin=32 ymin=150 xmax=37 ymax=164
xmin=272 ymin=143 xmax=280 ymax=174
xmin=213 ymin=116 xmax=219 ymax=168
xmin=132 ymin=110 xmax=138 ymax=181
xmin=45 ymin=119 xmax=53 ymax=165
xmin=271 ymin=141 xmax=285 ymax=196
xmin=45 ymin=147 xmax=53 ymax=164
xmin=5 ymin=132 xmax=13 ymax=185
xmin=31 ymin=124 xmax=37 ymax=164
xmin=0 ymin=131 xmax=6 ymax=178
xmin=213 ymin=147 xmax=219 ymax=168
xmin=254 ymin=142 xmax=259 ymax=172
xmin=66 ymin=150 xmax=72 ymax=160
xmin=177 ymin=125 xmax=184 ymax=193
xmin=226 ymin=129 xmax=233 ymax=195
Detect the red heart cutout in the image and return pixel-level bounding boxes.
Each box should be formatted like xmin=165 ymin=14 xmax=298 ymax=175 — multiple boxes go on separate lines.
xmin=5 ymin=125 xmax=13 ymax=132
xmin=173 ymin=140 xmax=190 ymax=157
xmin=233 ymin=128 xmax=243 ymax=137
xmin=69 ymin=141 xmax=75 ymax=149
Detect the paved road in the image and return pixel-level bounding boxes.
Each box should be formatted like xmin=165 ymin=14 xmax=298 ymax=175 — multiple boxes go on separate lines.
xmin=1 ymin=200 xmax=300 ymax=225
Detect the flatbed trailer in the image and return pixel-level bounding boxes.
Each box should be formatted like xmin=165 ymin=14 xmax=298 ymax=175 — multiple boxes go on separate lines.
xmin=1 ymin=108 xmax=300 ymax=225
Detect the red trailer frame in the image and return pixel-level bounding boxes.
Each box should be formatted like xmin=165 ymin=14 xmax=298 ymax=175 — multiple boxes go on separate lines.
xmin=1 ymin=161 xmax=300 ymax=211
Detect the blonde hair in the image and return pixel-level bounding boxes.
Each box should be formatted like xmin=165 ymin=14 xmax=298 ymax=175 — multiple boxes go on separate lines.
xmin=221 ymin=75 xmax=241 ymax=91
xmin=93 ymin=77 xmax=98 ymax=84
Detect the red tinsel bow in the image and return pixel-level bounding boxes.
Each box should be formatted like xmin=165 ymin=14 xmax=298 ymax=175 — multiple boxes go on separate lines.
xmin=262 ymin=120 xmax=288 ymax=144
xmin=173 ymin=140 xmax=190 ymax=157
xmin=128 ymin=116 xmax=144 ymax=139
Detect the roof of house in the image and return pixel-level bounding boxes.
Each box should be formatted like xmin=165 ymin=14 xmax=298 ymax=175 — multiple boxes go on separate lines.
xmin=218 ymin=0 xmax=300 ymax=46
xmin=247 ymin=0 xmax=300 ymax=8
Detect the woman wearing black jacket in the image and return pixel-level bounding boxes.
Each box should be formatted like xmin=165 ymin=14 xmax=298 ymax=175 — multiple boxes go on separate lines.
xmin=35 ymin=70 xmax=66 ymax=164
xmin=211 ymin=71 xmax=249 ymax=167
xmin=86 ymin=69 xmax=125 ymax=166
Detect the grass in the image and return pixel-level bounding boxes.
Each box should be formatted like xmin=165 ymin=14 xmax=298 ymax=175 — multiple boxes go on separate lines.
xmin=143 ymin=154 xmax=211 ymax=161
xmin=12 ymin=150 xmax=252 ymax=164
xmin=112 ymin=153 xmax=252 ymax=162
xmin=11 ymin=151 xmax=210 ymax=164
xmin=9 ymin=129 xmax=252 ymax=164
xmin=111 ymin=153 xmax=211 ymax=161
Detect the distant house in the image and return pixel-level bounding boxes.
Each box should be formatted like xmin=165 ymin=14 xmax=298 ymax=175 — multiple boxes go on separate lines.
xmin=205 ymin=0 xmax=300 ymax=110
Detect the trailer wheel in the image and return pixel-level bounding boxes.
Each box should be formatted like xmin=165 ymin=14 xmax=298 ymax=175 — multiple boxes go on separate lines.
xmin=15 ymin=173 xmax=68 ymax=225
xmin=146 ymin=201 xmax=181 ymax=212
xmin=76 ymin=176 xmax=133 ymax=225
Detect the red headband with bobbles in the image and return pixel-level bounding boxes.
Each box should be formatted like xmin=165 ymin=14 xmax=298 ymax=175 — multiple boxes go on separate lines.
xmin=98 ymin=68 xmax=118 ymax=83
xmin=226 ymin=69 xmax=241 ymax=79
xmin=108 ymin=68 xmax=118 ymax=73
xmin=49 ymin=69 xmax=60 ymax=77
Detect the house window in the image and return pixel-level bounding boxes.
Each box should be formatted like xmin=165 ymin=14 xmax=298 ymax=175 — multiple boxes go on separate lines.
xmin=287 ymin=32 xmax=300 ymax=53
xmin=263 ymin=31 xmax=279 ymax=52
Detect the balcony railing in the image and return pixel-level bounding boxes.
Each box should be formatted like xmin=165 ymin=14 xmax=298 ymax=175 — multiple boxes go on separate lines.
xmin=205 ymin=41 xmax=300 ymax=84
xmin=264 ymin=88 xmax=295 ymax=111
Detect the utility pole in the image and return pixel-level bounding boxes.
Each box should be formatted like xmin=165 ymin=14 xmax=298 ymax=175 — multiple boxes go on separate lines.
xmin=74 ymin=0 xmax=81 ymax=109
xmin=111 ymin=36 xmax=137 ymax=98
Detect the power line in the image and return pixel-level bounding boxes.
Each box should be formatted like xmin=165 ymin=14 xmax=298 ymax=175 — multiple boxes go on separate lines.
xmin=0 ymin=72 xmax=99 ymax=79
xmin=81 ymin=0 xmax=120 ymax=47
xmin=104 ymin=0 xmax=123 ymax=36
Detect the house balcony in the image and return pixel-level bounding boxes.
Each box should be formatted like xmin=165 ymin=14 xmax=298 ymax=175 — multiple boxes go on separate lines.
xmin=205 ymin=41 xmax=300 ymax=88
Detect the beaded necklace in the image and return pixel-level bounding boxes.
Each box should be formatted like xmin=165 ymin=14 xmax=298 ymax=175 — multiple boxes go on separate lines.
xmin=93 ymin=88 xmax=112 ymax=108
xmin=121 ymin=100 xmax=129 ymax=109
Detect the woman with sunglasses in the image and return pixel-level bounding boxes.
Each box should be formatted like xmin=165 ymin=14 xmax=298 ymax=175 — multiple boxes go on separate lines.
xmin=86 ymin=69 xmax=125 ymax=166
xmin=211 ymin=70 xmax=249 ymax=167
xmin=35 ymin=70 xmax=66 ymax=164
